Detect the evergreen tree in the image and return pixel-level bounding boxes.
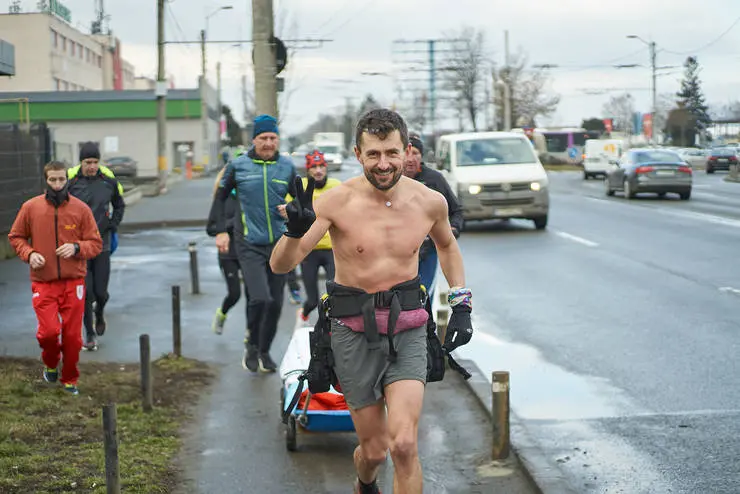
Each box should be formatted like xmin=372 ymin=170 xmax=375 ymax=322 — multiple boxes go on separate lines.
xmin=676 ymin=56 xmax=711 ymax=131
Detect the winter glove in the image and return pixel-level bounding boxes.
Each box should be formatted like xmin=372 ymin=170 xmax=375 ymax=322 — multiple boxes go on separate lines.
xmin=444 ymin=288 xmax=473 ymax=352
xmin=284 ymin=176 xmax=316 ymax=238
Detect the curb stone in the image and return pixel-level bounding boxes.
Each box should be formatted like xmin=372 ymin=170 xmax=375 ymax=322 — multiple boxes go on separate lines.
xmin=455 ymin=357 xmax=578 ymax=494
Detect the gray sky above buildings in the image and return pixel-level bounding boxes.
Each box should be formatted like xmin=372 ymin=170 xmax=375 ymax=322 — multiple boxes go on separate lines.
xmin=19 ymin=0 xmax=740 ymax=136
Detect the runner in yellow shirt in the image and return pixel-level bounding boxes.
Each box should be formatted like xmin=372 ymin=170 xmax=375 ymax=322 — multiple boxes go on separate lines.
xmin=280 ymin=150 xmax=341 ymax=322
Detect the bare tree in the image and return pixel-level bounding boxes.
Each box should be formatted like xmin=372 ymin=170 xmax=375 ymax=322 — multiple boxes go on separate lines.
xmin=653 ymin=93 xmax=675 ymax=135
xmin=440 ymin=28 xmax=487 ymax=131
xmin=602 ymin=93 xmax=636 ymax=133
xmin=494 ymin=49 xmax=560 ymax=128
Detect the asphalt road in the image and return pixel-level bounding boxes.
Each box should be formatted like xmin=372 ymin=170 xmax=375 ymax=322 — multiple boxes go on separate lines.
xmin=0 ymin=227 xmax=535 ymax=494
xmin=455 ymin=170 xmax=740 ymax=493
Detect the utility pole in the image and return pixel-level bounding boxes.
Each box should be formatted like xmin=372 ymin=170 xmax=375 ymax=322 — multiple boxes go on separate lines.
xmin=156 ymin=0 xmax=167 ymax=192
xmin=200 ymin=29 xmax=209 ymax=169
xmin=252 ymin=0 xmax=277 ymax=117
xmin=650 ymin=41 xmax=657 ymax=141
xmin=392 ymin=38 xmax=463 ymax=137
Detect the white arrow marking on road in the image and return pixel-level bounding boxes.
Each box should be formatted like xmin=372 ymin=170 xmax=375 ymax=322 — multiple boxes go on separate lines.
xmin=553 ymin=230 xmax=600 ymax=247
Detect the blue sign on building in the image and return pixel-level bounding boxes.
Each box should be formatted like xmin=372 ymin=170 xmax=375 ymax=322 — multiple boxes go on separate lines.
xmin=632 ymin=112 xmax=643 ymax=135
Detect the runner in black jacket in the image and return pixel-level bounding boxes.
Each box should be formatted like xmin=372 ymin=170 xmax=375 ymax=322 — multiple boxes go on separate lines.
xmin=403 ymin=135 xmax=463 ymax=297
xmin=67 ymin=142 xmax=125 ymax=350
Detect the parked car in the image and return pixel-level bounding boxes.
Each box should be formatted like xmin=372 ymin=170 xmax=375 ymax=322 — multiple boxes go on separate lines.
xmin=604 ymin=148 xmax=692 ymax=200
xmin=104 ymin=156 xmax=138 ymax=178
xmin=706 ymin=147 xmax=737 ymax=174
xmin=677 ymin=148 xmax=709 ymax=168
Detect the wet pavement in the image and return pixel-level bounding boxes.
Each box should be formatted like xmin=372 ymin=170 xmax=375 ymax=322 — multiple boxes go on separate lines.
xmin=0 ymin=223 xmax=537 ymax=493
xmin=454 ymin=171 xmax=740 ymax=493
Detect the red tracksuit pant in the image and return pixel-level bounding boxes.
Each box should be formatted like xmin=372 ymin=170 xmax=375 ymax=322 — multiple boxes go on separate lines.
xmin=31 ymin=278 xmax=86 ymax=385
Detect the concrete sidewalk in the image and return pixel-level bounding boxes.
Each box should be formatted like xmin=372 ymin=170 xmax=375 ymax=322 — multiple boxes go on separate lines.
xmin=120 ymin=175 xmax=215 ymax=231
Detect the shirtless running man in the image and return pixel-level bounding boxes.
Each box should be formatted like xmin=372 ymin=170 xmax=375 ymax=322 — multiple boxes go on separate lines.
xmin=270 ymin=109 xmax=474 ymax=494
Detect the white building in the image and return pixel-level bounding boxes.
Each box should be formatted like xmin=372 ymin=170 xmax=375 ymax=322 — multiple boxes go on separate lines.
xmin=0 ymin=10 xmax=136 ymax=92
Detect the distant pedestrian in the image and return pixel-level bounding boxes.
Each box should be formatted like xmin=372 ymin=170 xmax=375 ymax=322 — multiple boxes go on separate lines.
xmin=8 ymin=161 xmax=103 ymax=396
xmin=206 ymin=164 xmax=248 ymax=335
xmin=67 ymin=142 xmax=126 ymax=351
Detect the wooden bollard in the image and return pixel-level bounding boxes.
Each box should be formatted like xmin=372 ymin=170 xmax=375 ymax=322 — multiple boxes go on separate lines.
xmin=491 ymin=371 xmax=511 ymax=460
xmin=188 ymin=241 xmax=200 ymax=294
xmin=102 ymin=404 xmax=121 ymax=494
xmin=172 ymin=285 xmax=182 ymax=357
xmin=139 ymin=334 xmax=153 ymax=412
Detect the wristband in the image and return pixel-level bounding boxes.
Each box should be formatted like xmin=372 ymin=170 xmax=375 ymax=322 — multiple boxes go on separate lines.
xmin=448 ymin=287 xmax=472 ymax=309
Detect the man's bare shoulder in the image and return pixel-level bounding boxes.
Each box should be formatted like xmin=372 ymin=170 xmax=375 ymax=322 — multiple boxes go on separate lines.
xmin=314 ymin=178 xmax=355 ymax=215
xmin=403 ymin=177 xmax=447 ymax=215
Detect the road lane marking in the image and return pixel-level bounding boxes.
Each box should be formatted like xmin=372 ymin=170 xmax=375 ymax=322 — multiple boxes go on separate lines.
xmin=553 ymin=230 xmax=599 ymax=247
xmin=719 ymin=286 xmax=740 ymax=296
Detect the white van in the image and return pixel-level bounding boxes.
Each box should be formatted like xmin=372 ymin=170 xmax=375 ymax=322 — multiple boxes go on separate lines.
xmin=435 ymin=132 xmax=550 ymax=230
xmin=583 ymin=139 xmax=624 ymax=179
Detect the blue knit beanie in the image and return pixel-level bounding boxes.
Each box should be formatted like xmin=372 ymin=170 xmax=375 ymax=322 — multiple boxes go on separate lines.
xmin=253 ymin=114 xmax=279 ymax=138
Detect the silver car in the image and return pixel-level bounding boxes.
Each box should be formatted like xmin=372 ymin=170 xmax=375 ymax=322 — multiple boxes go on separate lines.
xmin=604 ymin=148 xmax=692 ymax=200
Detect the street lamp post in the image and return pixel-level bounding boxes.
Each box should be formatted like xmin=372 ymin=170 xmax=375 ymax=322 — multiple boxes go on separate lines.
xmin=200 ymin=4 xmax=232 ymax=174
xmin=627 ymin=35 xmax=657 ymax=141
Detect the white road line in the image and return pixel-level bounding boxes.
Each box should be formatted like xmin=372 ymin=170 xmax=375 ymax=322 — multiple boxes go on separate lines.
xmin=719 ymin=286 xmax=740 ymax=296
xmin=553 ymin=230 xmax=600 ymax=247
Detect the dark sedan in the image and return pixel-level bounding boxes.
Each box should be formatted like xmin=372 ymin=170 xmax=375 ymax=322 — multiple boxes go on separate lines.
xmin=104 ymin=156 xmax=138 ymax=178
xmin=604 ymin=148 xmax=692 ymax=200
xmin=706 ymin=147 xmax=737 ymax=174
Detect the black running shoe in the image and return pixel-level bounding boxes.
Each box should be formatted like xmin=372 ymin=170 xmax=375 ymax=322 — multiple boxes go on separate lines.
xmin=242 ymin=344 xmax=259 ymax=372
xmin=258 ymin=352 xmax=277 ymax=373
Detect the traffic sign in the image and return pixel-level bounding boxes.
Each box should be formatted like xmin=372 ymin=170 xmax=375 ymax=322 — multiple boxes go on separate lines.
xmin=252 ymin=36 xmax=288 ymax=75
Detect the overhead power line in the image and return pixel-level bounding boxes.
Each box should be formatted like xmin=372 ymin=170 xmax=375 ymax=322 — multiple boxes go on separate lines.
xmin=661 ymin=14 xmax=740 ymax=56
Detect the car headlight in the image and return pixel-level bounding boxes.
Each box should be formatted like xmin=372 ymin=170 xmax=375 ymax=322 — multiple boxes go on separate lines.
xmin=530 ymin=182 xmax=542 ymax=191
xmin=468 ymin=184 xmax=482 ymax=195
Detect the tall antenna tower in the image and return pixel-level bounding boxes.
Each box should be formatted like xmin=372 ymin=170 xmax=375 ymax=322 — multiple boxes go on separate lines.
xmin=91 ymin=0 xmax=109 ymax=35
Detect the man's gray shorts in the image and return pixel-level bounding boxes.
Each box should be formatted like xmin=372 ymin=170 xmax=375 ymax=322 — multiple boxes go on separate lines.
xmin=330 ymin=319 xmax=427 ymax=410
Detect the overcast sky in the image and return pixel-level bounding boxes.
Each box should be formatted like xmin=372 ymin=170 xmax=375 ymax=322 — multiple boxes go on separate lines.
xmin=17 ymin=0 xmax=740 ymax=136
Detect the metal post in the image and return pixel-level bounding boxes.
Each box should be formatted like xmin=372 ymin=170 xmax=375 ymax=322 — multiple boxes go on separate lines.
xmin=139 ymin=334 xmax=153 ymax=412
xmin=650 ymin=41 xmax=657 ymax=143
xmin=172 ymin=285 xmax=182 ymax=357
xmin=188 ymin=241 xmax=200 ymax=295
xmin=428 ymin=39 xmax=435 ymax=136
xmin=156 ymin=0 xmax=167 ymax=193
xmin=252 ymin=0 xmax=278 ymax=117
xmin=491 ymin=371 xmax=510 ymax=460
xmin=102 ymin=404 xmax=121 ymax=494
xmin=200 ymin=29 xmax=210 ymax=172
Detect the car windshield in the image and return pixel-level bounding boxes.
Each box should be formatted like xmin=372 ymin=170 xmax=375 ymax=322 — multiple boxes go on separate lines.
xmin=317 ymin=145 xmax=340 ymax=154
xmin=711 ymin=148 xmax=736 ymax=156
xmin=633 ymin=151 xmax=680 ymax=163
xmin=456 ymin=138 xmax=537 ymax=166
xmin=106 ymin=157 xmax=130 ymax=164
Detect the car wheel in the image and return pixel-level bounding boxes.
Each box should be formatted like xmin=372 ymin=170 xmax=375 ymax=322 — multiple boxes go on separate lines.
xmin=707 ymin=167 xmax=714 ymax=174
xmin=657 ymin=192 xmax=666 ymax=199
xmin=624 ymin=179 xmax=635 ymax=199
xmin=604 ymin=177 xmax=614 ymax=196
xmin=583 ymin=171 xmax=590 ymax=180
xmin=533 ymin=215 xmax=548 ymax=230
xmin=679 ymin=190 xmax=691 ymax=200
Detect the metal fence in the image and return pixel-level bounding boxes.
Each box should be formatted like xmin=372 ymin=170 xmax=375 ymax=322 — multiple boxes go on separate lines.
xmin=0 ymin=123 xmax=51 ymax=233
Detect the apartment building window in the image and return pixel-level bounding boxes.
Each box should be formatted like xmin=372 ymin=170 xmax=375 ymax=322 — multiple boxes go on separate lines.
xmin=61 ymin=36 xmax=67 ymax=51
xmin=51 ymin=29 xmax=58 ymax=48
xmin=78 ymin=43 xmax=83 ymax=59
xmin=54 ymin=78 xmax=60 ymax=90
xmin=70 ymin=42 xmax=75 ymax=57
xmin=62 ymin=81 xmax=69 ymax=91
xmin=97 ymin=55 xmax=102 ymax=67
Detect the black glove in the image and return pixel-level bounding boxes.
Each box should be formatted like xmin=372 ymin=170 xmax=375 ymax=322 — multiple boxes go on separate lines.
xmin=419 ymin=236 xmax=434 ymax=260
xmin=284 ymin=176 xmax=316 ymax=238
xmin=444 ymin=305 xmax=473 ymax=352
